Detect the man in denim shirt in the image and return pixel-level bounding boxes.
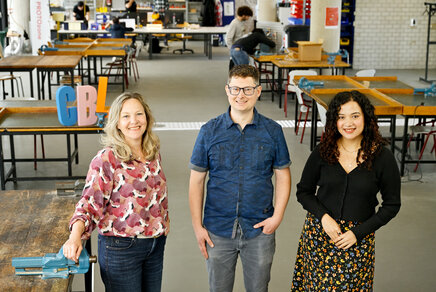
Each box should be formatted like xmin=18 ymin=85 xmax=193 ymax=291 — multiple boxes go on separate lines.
xmin=189 ymin=65 xmax=291 ymax=292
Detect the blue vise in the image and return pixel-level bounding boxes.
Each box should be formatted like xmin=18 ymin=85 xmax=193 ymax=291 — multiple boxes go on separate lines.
xmin=95 ymin=112 xmax=107 ymax=128
xmin=325 ymin=49 xmax=349 ymax=65
xmin=40 ymin=45 xmax=59 ymax=53
xmin=12 ymin=246 xmax=97 ymax=279
xmin=413 ymin=82 xmax=436 ymax=98
xmin=298 ymin=77 xmax=324 ymax=92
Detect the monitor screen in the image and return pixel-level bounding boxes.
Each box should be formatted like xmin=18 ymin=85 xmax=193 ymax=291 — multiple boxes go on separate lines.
xmin=120 ymin=18 xmax=136 ymax=29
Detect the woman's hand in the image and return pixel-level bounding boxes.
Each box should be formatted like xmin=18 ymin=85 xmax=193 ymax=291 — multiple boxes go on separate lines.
xmin=63 ymin=221 xmax=85 ymax=262
xmin=63 ymin=234 xmax=83 ymax=262
xmin=321 ymin=213 xmax=342 ymax=242
xmin=334 ymin=230 xmax=357 ymax=250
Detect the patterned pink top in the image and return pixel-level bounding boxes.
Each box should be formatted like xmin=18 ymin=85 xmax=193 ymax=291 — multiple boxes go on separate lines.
xmin=69 ymin=147 xmax=169 ymax=239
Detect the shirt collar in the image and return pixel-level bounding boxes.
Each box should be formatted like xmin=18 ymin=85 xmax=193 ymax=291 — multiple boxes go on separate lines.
xmin=224 ymin=107 xmax=259 ymax=129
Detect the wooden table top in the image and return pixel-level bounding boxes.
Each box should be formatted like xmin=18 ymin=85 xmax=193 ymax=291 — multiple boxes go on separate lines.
xmin=34 ymin=55 xmax=82 ymax=68
xmin=293 ymin=75 xmax=365 ymax=90
xmin=251 ymin=54 xmax=286 ymax=63
xmin=295 ymin=75 xmax=436 ymax=116
xmin=377 ymin=89 xmax=436 ymax=116
xmin=0 ymin=190 xmax=78 ymax=291
xmin=0 ymin=106 xmax=102 ymax=131
xmin=272 ymin=58 xmax=351 ymax=69
xmin=308 ymin=88 xmax=403 ymax=116
xmin=0 ymin=56 xmax=44 ymax=69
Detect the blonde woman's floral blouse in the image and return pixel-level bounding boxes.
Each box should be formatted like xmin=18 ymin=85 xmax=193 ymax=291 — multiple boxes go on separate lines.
xmin=70 ymin=147 xmax=169 ymax=239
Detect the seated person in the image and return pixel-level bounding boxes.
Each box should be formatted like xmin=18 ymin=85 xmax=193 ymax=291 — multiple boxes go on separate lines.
xmin=230 ymin=28 xmax=276 ymax=65
xmin=106 ymin=17 xmax=134 ymax=38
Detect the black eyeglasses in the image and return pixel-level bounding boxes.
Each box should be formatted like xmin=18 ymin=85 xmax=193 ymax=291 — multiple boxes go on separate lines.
xmin=227 ymin=85 xmax=259 ymax=96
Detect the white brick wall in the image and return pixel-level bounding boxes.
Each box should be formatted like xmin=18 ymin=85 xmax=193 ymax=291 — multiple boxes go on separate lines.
xmin=354 ymin=0 xmax=434 ymax=69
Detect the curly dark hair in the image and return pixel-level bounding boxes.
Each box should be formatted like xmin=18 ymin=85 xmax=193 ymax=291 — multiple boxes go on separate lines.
xmin=319 ymin=90 xmax=387 ymax=169
xmin=237 ymin=6 xmax=253 ymax=17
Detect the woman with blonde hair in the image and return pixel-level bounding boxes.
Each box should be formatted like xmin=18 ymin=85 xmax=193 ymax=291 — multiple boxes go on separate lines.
xmin=63 ymin=92 xmax=169 ymax=292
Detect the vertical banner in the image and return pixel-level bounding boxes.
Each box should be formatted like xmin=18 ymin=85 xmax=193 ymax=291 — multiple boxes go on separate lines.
xmin=325 ymin=7 xmax=339 ymax=29
xmin=30 ymin=0 xmax=51 ymax=55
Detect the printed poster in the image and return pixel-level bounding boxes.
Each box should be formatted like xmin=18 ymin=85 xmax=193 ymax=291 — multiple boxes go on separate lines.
xmin=325 ymin=7 xmax=339 ymax=29
xmin=224 ymin=1 xmax=234 ymax=17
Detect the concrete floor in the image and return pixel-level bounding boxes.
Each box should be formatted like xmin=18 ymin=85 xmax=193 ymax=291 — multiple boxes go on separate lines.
xmin=2 ymin=41 xmax=436 ymax=291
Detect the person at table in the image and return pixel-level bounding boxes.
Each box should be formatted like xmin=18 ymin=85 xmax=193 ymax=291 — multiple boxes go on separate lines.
xmin=230 ymin=28 xmax=276 ymax=65
xmin=189 ymin=64 xmax=291 ymax=292
xmin=226 ymin=6 xmax=254 ymax=70
xmin=125 ymin=0 xmax=137 ymax=12
xmin=291 ymin=90 xmax=401 ymax=291
xmin=73 ymin=1 xmax=90 ymax=22
xmin=63 ymin=92 xmax=169 ymax=292
xmin=106 ymin=17 xmax=134 ymax=38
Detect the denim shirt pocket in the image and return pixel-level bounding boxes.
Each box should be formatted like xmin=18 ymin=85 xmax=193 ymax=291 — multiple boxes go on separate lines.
xmin=106 ymin=237 xmax=136 ymax=251
xmin=210 ymin=143 xmax=234 ymax=170
xmin=252 ymin=143 xmax=274 ymax=171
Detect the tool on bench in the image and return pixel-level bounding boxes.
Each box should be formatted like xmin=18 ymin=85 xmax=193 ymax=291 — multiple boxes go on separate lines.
xmin=413 ymin=82 xmax=436 ymax=98
xmin=298 ymin=77 xmax=324 ymax=92
xmin=12 ymin=246 xmax=97 ymax=279
xmin=55 ymin=179 xmax=85 ymax=196
xmin=325 ymin=49 xmax=349 ymax=65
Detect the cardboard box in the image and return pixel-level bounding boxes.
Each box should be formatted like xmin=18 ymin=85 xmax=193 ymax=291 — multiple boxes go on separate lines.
xmin=296 ymin=41 xmax=323 ymax=61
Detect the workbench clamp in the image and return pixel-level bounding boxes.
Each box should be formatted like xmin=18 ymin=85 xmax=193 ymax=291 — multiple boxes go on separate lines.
xmin=12 ymin=246 xmax=97 ymax=279
xmin=298 ymin=77 xmax=324 ymax=92
xmin=95 ymin=112 xmax=107 ymax=128
xmin=413 ymin=82 xmax=436 ymax=98
xmin=325 ymin=49 xmax=349 ymax=65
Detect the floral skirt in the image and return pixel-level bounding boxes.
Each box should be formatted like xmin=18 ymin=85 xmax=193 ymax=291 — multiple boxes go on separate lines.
xmin=291 ymin=213 xmax=375 ymax=292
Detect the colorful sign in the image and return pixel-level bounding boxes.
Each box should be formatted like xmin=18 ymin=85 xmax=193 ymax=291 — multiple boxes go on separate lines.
xmin=55 ymin=77 xmax=108 ymax=126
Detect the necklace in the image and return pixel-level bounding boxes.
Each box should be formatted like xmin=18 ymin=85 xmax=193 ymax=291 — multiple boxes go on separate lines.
xmin=340 ymin=141 xmax=360 ymax=153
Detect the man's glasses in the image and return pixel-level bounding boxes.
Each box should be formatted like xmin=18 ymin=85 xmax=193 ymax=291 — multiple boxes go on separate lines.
xmin=227 ymin=85 xmax=259 ymax=96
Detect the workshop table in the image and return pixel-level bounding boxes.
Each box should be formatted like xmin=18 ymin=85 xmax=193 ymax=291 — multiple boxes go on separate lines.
xmin=0 ymin=55 xmax=44 ymax=98
xmin=0 ymin=189 xmax=77 ymax=291
xmin=44 ymin=42 xmax=128 ymax=91
xmin=375 ymin=88 xmax=436 ymax=176
xmin=34 ymin=55 xmax=82 ymax=100
xmin=271 ymin=57 xmax=351 ymax=109
xmin=294 ymin=76 xmax=404 ymax=152
xmin=58 ymin=27 xmax=228 ymax=60
xmin=251 ymin=54 xmax=285 ymax=95
xmin=290 ymin=75 xmax=365 ymax=126
xmin=0 ymin=100 xmax=103 ymax=190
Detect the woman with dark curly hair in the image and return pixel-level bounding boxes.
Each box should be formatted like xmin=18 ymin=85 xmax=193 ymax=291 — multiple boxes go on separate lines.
xmin=291 ymin=90 xmax=401 ymax=291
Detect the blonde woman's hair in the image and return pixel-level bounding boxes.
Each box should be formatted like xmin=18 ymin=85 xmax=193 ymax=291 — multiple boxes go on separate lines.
xmin=101 ymin=92 xmax=160 ymax=162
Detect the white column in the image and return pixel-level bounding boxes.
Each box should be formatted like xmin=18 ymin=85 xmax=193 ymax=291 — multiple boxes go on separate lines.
xmin=30 ymin=0 xmax=51 ymax=55
xmin=310 ymin=0 xmax=341 ymax=53
xmin=257 ymin=0 xmax=277 ymax=22
xmin=8 ymin=0 xmax=30 ymax=35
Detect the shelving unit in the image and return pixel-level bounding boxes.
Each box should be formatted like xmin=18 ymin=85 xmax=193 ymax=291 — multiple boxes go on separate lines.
xmin=340 ymin=0 xmax=355 ymax=64
xmin=420 ymin=2 xmax=436 ymax=83
xmin=187 ymin=0 xmax=202 ymax=24
xmin=168 ymin=0 xmax=187 ymax=23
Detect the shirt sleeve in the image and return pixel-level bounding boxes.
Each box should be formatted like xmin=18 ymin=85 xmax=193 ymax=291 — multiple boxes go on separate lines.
xmin=226 ymin=22 xmax=236 ymax=48
xmin=296 ymin=147 xmax=330 ymax=220
xmin=189 ymin=124 xmax=209 ymax=172
xmin=351 ymin=148 xmax=401 ymax=240
xmin=69 ymin=149 xmax=115 ymax=240
xmin=273 ymin=126 xmax=291 ymax=169
xmin=258 ymin=32 xmax=276 ymax=48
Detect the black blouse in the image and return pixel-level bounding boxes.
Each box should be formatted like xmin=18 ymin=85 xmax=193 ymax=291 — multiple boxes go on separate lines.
xmin=296 ymin=146 xmax=401 ymax=241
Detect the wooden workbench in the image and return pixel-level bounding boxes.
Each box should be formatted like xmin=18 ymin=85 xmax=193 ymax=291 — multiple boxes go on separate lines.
xmin=0 ymin=190 xmax=78 ymax=291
